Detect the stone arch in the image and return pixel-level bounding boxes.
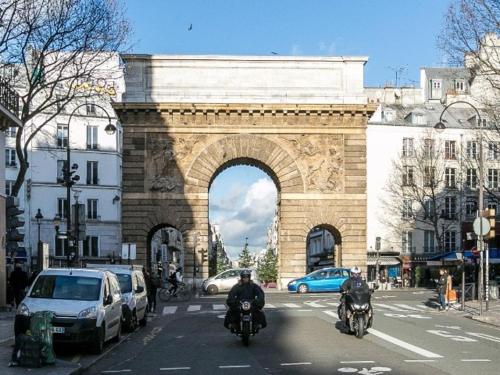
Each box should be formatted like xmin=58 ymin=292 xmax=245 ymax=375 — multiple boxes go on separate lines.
xmin=185 ymin=134 xmax=305 ymax=194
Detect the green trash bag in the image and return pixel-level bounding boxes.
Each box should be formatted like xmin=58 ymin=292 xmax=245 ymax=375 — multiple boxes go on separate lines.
xmin=29 ymin=311 xmax=56 ymax=365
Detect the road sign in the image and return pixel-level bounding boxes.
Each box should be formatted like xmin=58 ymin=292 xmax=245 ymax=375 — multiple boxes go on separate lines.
xmin=473 ymin=217 xmax=490 ymax=236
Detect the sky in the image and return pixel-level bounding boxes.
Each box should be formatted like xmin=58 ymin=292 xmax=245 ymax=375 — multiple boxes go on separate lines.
xmin=124 ymin=0 xmax=454 ymax=257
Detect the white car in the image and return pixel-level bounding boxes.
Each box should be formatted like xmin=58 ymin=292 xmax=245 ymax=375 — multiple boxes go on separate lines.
xmin=86 ymin=264 xmax=148 ymax=331
xmin=202 ymin=269 xmax=260 ymax=295
xmin=15 ymin=268 xmax=122 ymax=354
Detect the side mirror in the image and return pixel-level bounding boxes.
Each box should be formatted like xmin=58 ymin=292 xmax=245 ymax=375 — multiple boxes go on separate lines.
xmin=135 ymin=286 xmax=144 ymax=294
xmin=104 ymin=294 xmax=113 ymax=306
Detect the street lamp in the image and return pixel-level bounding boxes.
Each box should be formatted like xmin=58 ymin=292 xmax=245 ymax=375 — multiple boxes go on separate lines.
xmin=65 ymin=103 xmax=117 ymax=265
xmin=35 ymin=208 xmax=43 ymax=271
xmin=434 ymin=100 xmax=485 ymax=315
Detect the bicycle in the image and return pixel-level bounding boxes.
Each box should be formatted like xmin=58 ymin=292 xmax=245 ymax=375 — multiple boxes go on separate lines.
xmin=158 ymin=281 xmax=191 ymax=302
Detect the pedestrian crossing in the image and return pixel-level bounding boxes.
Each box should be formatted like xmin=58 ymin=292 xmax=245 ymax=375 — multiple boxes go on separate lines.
xmin=160 ymin=301 xmax=461 ymax=316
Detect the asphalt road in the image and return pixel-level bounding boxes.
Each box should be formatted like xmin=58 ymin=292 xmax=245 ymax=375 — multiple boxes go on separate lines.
xmin=81 ymin=289 xmax=500 ymax=375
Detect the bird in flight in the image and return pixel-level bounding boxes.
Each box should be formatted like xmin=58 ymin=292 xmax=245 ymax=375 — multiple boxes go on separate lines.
xmin=188 ymin=23 xmax=193 ymax=31
xmin=271 ymin=51 xmax=278 ymax=55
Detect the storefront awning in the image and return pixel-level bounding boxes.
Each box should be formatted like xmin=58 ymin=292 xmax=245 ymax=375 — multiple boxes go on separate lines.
xmin=367 ymin=256 xmax=401 ymax=266
xmin=427 ymin=249 xmax=500 ymax=264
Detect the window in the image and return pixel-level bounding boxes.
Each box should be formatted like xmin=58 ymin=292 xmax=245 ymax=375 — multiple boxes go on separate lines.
xmin=83 ymin=236 xmax=99 ymax=257
xmin=424 ymin=166 xmax=435 ymax=187
xmin=55 ymin=95 xmax=65 ymax=113
xmin=402 ymin=231 xmax=413 ymax=253
xmin=403 ymin=166 xmax=414 ymax=186
xmin=87 ymin=161 xmax=98 ymax=185
xmin=466 ymin=200 xmax=477 ymax=216
xmin=6 ymin=127 xmax=16 ymax=137
xmin=402 ymin=138 xmax=414 ymax=157
xmin=412 ymin=113 xmax=426 ymax=125
xmin=488 ymin=169 xmax=499 ymax=189
xmin=445 ymin=140 xmax=456 ymax=160
xmin=424 ymin=200 xmax=435 ymax=219
xmin=424 ymin=230 xmax=435 ymax=253
xmin=431 ymin=79 xmax=442 ymax=98
xmin=402 ymin=199 xmax=413 ymax=219
xmin=86 ymin=102 xmax=96 ymax=115
xmin=466 ymin=168 xmax=477 ymax=189
xmin=445 ymin=168 xmax=456 ymax=188
xmin=57 ymin=198 xmax=68 ymax=218
xmin=444 ymin=196 xmax=457 ymax=219
xmin=5 ymin=180 xmax=14 ymax=196
xmin=57 ymin=125 xmax=68 ymax=148
xmin=383 ymin=109 xmax=395 ymax=122
xmin=467 ymin=141 xmax=478 ymax=159
xmin=5 ymin=148 xmax=16 ymax=167
xmin=489 ymin=142 xmax=500 ymax=160
xmin=87 ymin=199 xmax=98 ymax=220
xmin=57 ymin=160 xmax=67 ymax=183
xmin=444 ymin=231 xmax=456 ymax=252
xmin=424 ymin=139 xmax=434 ymax=159
xmin=55 ymin=237 xmax=69 ymax=257
xmin=86 ymin=126 xmax=98 ymax=150
xmin=455 ymin=80 xmax=466 ymax=92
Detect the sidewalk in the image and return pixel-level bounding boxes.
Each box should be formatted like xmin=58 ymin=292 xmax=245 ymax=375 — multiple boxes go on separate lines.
xmin=0 ymin=310 xmax=80 ymax=374
xmin=463 ymin=299 xmax=500 ymax=327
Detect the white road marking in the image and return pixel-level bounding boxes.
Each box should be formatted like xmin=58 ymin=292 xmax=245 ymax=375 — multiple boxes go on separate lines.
xmin=466 ymin=332 xmax=500 ymax=343
xmin=460 ymin=359 xmax=491 ymax=362
xmin=327 ymin=302 xmax=339 ymax=307
xmin=297 ymin=309 xmax=313 ymax=312
xmin=102 ymin=371 xmax=132 ymax=374
xmin=0 ymin=335 xmax=14 ymax=344
xmin=217 ymin=314 xmax=225 ymax=319
xmin=187 ymin=305 xmax=201 ymax=312
xmin=283 ymin=303 xmax=301 ymax=308
xmin=435 ymin=324 xmax=462 ymax=330
xmin=213 ymin=304 xmax=226 ymax=310
xmin=368 ymin=328 xmax=443 ymax=358
xmin=162 ymin=306 xmax=177 ymax=315
xmin=265 ymin=304 xmax=276 ymax=309
xmin=374 ymin=303 xmax=410 ymax=312
xmin=160 ymin=368 xmax=191 ymax=371
xmin=426 ymin=330 xmax=477 ymax=342
xmin=219 ymin=365 xmax=251 ymax=368
xmin=304 ymin=301 xmax=325 ymax=308
xmin=322 ymin=310 xmax=339 ymax=319
xmin=404 ymin=360 xmax=436 ymax=363
xmin=384 ymin=313 xmax=431 ymax=319
xmin=340 ymin=361 xmax=375 ymax=364
xmin=394 ymin=304 xmax=426 ymax=311
xmin=280 ymin=362 xmax=311 ymax=366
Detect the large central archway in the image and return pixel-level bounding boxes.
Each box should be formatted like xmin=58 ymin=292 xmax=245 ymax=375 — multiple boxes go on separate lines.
xmin=115 ymin=55 xmax=376 ymax=288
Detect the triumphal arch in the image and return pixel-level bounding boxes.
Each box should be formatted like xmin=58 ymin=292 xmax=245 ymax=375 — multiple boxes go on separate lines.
xmin=114 ymin=55 xmax=375 ymax=287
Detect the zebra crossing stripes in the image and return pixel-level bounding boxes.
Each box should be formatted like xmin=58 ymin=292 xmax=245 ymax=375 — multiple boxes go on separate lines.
xmin=213 ymin=304 xmax=227 ymax=310
xmin=265 ymin=304 xmax=277 ymax=309
xmin=374 ymin=303 xmax=410 ymax=312
xmin=393 ymin=304 xmax=426 ymax=312
xmin=283 ymin=303 xmax=301 ymax=308
xmin=304 ymin=301 xmax=326 ymax=308
xmin=162 ymin=306 xmax=178 ymax=315
xmin=187 ymin=305 xmax=201 ymax=312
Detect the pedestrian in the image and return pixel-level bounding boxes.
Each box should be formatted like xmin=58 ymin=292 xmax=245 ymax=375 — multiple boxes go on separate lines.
xmin=445 ymin=270 xmax=453 ymax=311
xmin=9 ymin=264 xmax=28 ymax=308
xmin=402 ymin=272 xmax=409 ymax=288
xmin=437 ymin=268 xmax=447 ymax=311
xmin=143 ymin=268 xmax=158 ymax=313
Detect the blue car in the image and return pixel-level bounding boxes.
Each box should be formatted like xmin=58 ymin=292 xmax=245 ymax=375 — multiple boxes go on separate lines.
xmin=287 ymin=268 xmax=351 ymax=293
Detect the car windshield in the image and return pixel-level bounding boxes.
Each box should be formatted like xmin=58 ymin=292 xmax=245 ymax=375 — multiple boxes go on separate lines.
xmin=30 ymin=275 xmax=101 ymax=301
xmin=307 ymin=270 xmax=329 ymax=278
xmin=116 ymin=274 xmax=132 ymax=293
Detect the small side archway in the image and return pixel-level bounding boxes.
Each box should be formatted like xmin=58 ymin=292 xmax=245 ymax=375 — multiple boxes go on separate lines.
xmin=306 ymin=224 xmax=342 ymax=273
xmin=147 ymin=223 xmax=184 ymax=278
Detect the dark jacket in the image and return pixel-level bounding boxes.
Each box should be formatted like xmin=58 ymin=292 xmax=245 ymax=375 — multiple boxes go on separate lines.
xmin=437 ymin=275 xmax=447 ymax=293
xmin=341 ymin=277 xmax=370 ymax=294
xmin=10 ymin=268 xmax=28 ymax=292
xmin=226 ymin=281 xmax=265 ymax=309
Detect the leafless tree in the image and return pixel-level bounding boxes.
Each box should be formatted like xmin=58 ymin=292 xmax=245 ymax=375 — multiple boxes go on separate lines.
xmin=0 ymin=0 xmax=130 ymax=197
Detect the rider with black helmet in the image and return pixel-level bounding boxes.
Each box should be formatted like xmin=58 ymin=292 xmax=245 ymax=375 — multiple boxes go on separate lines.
xmin=224 ymin=269 xmax=267 ymax=333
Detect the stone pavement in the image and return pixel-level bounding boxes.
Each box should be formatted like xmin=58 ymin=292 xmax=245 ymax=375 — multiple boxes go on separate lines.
xmin=464 ymin=298 xmax=500 ymax=327
xmin=0 ymin=309 xmax=80 ymax=375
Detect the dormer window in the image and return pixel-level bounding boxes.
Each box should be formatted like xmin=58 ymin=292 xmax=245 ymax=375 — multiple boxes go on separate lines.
xmin=382 ymin=109 xmax=395 ymax=122
xmin=430 ymin=79 xmax=442 ymax=99
xmin=406 ymin=111 xmax=426 ymax=125
xmin=455 ymin=79 xmax=466 ymax=92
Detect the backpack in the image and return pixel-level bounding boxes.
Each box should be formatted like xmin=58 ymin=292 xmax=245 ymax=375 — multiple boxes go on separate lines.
xmin=15 ymin=334 xmax=42 ymax=368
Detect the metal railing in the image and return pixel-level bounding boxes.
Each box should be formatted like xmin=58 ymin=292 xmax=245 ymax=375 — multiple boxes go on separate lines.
xmin=0 ymin=78 xmax=20 ymax=117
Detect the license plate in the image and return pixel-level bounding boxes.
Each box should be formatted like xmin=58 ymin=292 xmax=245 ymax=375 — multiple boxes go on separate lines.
xmin=242 ymin=315 xmax=251 ymax=322
xmin=53 ymin=326 xmax=65 ymax=334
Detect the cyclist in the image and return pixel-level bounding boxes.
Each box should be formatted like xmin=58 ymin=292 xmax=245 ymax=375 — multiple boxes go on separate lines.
xmin=169 ymin=266 xmax=183 ymax=296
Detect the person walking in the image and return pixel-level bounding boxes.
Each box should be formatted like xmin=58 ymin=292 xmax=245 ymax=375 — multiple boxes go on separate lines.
xmin=445 ymin=270 xmax=453 ymax=311
xmin=437 ymin=268 xmax=448 ymax=311
xmin=9 ymin=264 xmax=28 ymax=308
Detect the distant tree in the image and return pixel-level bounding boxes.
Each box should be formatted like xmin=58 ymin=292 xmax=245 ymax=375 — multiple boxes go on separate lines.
xmin=238 ymin=239 xmax=254 ymax=268
xmin=0 ymin=0 xmax=130 ymax=197
xmin=212 ymin=240 xmax=231 ymax=275
xmin=257 ymin=248 xmax=278 ymax=283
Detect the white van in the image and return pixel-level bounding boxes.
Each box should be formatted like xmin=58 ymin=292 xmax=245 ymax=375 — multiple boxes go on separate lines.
xmin=86 ymin=264 xmax=148 ymax=331
xmin=15 ymin=268 xmax=122 ymax=354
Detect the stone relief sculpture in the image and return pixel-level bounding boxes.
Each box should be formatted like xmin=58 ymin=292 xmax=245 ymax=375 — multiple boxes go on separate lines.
xmin=282 ymin=135 xmax=344 ymax=192
xmin=147 ymin=135 xmax=206 ymax=192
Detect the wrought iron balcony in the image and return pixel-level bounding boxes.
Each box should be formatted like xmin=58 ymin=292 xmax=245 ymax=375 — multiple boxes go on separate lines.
xmin=0 ymin=78 xmax=21 ymax=126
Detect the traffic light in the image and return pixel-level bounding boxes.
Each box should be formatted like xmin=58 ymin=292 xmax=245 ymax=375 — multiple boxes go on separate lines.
xmin=200 ymin=249 xmax=208 ymax=263
xmin=488 ymin=208 xmax=496 ymax=240
xmin=375 ymin=237 xmax=381 ymax=251
xmin=6 ymin=196 xmax=25 ymax=253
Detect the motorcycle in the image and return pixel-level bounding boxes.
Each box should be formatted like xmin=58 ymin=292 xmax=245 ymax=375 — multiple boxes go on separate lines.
xmin=234 ymin=300 xmax=258 ymax=346
xmin=338 ymin=289 xmax=373 ymax=339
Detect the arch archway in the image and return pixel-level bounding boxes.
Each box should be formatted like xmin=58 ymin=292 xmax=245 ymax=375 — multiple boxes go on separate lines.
xmin=306 ymin=224 xmax=342 ymax=273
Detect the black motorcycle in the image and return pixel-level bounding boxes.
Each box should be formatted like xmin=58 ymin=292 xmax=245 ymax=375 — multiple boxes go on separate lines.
xmin=338 ymin=289 xmax=373 ymax=339
xmin=235 ymin=300 xmax=257 ymax=346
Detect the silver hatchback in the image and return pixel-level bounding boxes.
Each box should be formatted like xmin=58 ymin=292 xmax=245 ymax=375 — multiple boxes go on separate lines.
xmin=202 ymin=269 xmax=260 ymax=295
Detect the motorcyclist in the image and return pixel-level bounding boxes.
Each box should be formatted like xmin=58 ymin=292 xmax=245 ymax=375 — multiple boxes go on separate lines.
xmin=340 ymin=266 xmax=372 ymax=325
xmin=168 ymin=266 xmax=183 ymax=296
xmin=224 ymin=269 xmax=267 ymax=333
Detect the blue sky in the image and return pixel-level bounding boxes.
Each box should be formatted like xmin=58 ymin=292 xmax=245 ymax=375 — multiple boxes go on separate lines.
xmin=125 ymin=0 xmax=453 ymax=257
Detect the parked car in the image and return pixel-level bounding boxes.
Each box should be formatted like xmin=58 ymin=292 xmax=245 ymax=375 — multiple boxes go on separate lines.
xmin=15 ymin=268 xmax=123 ymax=354
xmin=202 ymin=269 xmax=260 ymax=295
xmin=287 ymin=267 xmax=351 ymax=293
xmin=86 ymin=264 xmax=148 ymax=331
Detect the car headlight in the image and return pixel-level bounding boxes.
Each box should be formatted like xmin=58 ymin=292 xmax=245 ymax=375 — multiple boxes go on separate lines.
xmin=78 ymin=306 xmax=97 ymax=319
xmin=288 ymin=280 xmax=297 ymax=286
xmin=352 ymin=304 xmax=362 ymax=310
xmin=241 ymin=301 xmax=252 ymax=311
xmin=17 ymin=303 xmax=30 ymax=317
xmin=362 ymin=303 xmax=370 ymax=310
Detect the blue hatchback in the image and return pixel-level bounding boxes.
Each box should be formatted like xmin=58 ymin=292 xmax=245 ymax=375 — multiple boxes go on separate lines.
xmin=287 ymin=268 xmax=351 ymax=293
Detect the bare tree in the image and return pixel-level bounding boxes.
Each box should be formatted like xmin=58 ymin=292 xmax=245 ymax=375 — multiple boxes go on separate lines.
xmin=0 ymin=0 xmax=130 ymax=197
xmin=382 ymin=131 xmax=460 ymax=252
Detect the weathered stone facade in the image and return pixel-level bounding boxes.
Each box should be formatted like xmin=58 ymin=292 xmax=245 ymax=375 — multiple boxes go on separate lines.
xmin=115 ymin=55 xmax=375 ymax=287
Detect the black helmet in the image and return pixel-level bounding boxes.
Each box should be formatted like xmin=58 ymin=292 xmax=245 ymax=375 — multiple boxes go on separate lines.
xmin=240 ymin=269 xmax=252 ymax=279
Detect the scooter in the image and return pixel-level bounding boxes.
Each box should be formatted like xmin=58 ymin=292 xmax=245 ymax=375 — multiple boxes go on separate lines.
xmin=338 ymin=289 xmax=373 ymax=339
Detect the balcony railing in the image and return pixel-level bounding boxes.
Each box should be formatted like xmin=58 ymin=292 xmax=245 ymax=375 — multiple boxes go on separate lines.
xmin=0 ymin=78 xmax=20 ymax=118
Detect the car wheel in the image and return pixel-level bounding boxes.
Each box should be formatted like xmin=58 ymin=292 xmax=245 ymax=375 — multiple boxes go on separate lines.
xmin=90 ymin=325 xmax=105 ymax=354
xmin=207 ymin=285 xmax=218 ymax=295
xmin=298 ymin=284 xmax=309 ymax=294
